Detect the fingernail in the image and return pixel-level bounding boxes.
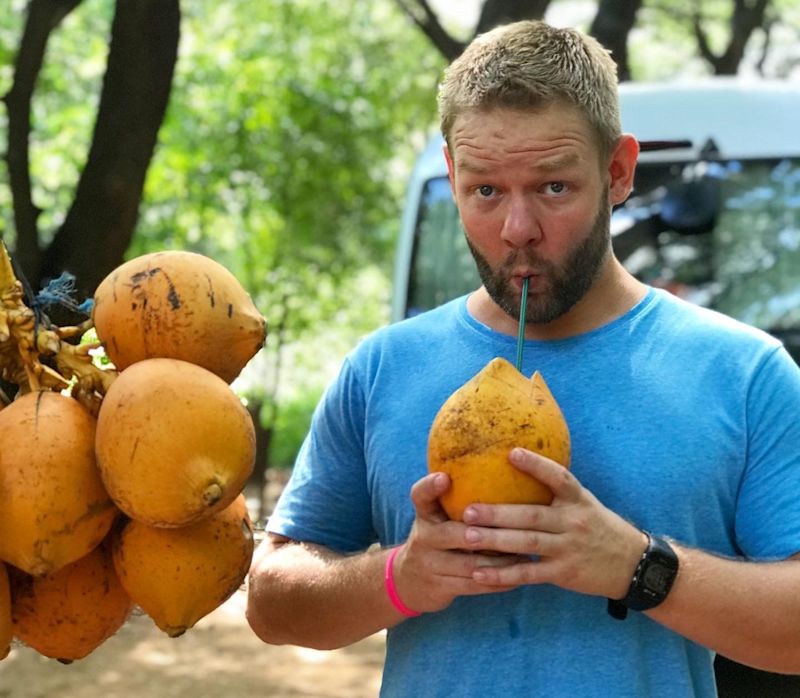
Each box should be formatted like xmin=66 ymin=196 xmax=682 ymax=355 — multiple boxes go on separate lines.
xmin=465 ymin=528 xmax=481 ymax=544
xmin=510 ymin=448 xmax=525 ymax=463
xmin=463 ymin=506 xmax=477 ymax=523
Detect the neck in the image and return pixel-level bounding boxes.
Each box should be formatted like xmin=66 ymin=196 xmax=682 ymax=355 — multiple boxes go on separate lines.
xmin=467 ymin=256 xmax=647 ymax=341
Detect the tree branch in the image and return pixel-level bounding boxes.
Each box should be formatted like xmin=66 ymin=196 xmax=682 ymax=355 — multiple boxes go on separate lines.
xmin=2 ymin=0 xmax=82 ymax=282
xmin=475 ymin=0 xmax=552 ymax=35
xmin=589 ymin=0 xmax=643 ymax=82
xmin=755 ymin=15 xmax=774 ymax=76
xmin=719 ymin=0 xmax=770 ymax=74
xmin=693 ymin=0 xmax=771 ymax=75
xmin=394 ymin=0 xmax=466 ymax=61
xmin=692 ymin=4 xmax=718 ymax=68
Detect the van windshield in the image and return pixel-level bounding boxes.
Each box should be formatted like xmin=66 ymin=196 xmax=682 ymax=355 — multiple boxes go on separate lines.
xmin=405 ymin=157 xmax=800 ymax=357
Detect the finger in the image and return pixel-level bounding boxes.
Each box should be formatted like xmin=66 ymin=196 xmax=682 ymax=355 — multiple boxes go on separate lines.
xmin=433 ymin=571 xmax=520 ymax=597
xmin=463 ymin=526 xmax=559 ymax=557
xmin=413 ymin=518 xmax=473 ymax=552
xmin=471 ymin=558 xmax=556 ymax=587
xmin=436 ymin=551 xmax=525 ymax=596
xmin=509 ymin=448 xmax=580 ymax=500
xmin=410 ymin=472 xmax=451 ymax=522
xmin=435 ymin=549 xmax=523 ymax=577
xmin=454 ymin=581 xmax=520 ymax=597
xmin=463 ymin=502 xmax=566 ymax=532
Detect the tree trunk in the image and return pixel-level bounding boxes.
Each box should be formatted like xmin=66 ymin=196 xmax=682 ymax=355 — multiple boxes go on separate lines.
xmin=37 ymin=0 xmax=181 ymax=297
xmin=589 ymin=0 xmax=643 ymax=82
xmin=394 ymin=0 xmax=551 ymax=62
xmin=474 ymin=0 xmax=552 ymax=35
xmin=247 ymin=399 xmax=272 ymax=526
xmin=693 ymin=0 xmax=770 ymax=75
xmin=3 ymin=0 xmax=83 ymax=286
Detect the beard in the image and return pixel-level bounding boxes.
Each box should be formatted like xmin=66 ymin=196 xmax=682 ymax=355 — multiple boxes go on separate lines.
xmin=467 ymin=195 xmax=611 ymax=325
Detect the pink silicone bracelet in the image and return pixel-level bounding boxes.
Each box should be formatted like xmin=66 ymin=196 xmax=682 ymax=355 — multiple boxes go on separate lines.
xmin=384 ymin=545 xmax=422 ymax=618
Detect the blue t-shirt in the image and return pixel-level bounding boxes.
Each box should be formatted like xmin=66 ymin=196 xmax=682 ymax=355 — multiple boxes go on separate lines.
xmin=268 ymin=288 xmax=800 ymax=697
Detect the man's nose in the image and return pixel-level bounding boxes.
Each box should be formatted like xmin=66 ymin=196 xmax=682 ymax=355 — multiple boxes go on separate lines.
xmin=500 ymin=195 xmax=543 ymax=248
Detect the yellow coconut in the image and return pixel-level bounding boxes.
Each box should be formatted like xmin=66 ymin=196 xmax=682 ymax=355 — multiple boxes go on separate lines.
xmin=11 ymin=543 xmax=133 ymax=662
xmin=0 ymin=562 xmax=11 ymax=660
xmin=428 ymin=357 xmax=571 ymax=521
xmin=95 ymin=358 xmax=256 ymax=527
xmin=92 ymin=250 xmax=266 ymax=383
xmin=112 ymin=494 xmax=254 ymax=637
xmin=0 ymin=391 xmax=118 ymax=576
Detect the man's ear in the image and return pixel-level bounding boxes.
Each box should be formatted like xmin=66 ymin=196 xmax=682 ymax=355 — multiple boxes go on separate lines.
xmin=607 ymin=134 xmax=639 ymax=206
xmin=442 ymin=142 xmax=456 ymax=198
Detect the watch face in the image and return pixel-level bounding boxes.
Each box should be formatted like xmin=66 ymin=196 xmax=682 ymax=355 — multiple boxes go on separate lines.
xmin=643 ymin=562 xmax=673 ymax=594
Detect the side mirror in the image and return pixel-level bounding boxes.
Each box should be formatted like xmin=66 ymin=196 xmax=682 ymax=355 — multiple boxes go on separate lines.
xmin=659 ymin=176 xmax=720 ymax=235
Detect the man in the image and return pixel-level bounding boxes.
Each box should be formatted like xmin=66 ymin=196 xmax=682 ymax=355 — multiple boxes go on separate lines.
xmin=247 ymin=20 xmax=800 ymax=696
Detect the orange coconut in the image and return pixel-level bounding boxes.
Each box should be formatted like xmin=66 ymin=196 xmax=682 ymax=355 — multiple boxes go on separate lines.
xmin=11 ymin=543 xmax=133 ymax=662
xmin=92 ymin=250 xmax=266 ymax=383
xmin=112 ymin=494 xmax=254 ymax=637
xmin=95 ymin=358 xmax=256 ymax=527
xmin=0 ymin=391 xmax=118 ymax=576
xmin=428 ymin=357 xmax=571 ymax=521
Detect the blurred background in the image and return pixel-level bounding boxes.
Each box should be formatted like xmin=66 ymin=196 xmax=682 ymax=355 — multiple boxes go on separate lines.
xmin=1 ymin=0 xmax=799 ymax=695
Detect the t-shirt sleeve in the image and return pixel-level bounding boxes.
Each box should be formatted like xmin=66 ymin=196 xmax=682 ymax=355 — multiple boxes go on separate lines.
xmin=735 ymin=345 xmax=800 ymax=559
xmin=266 ymin=356 xmax=376 ymax=553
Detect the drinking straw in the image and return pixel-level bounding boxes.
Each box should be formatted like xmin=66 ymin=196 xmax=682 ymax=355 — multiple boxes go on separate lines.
xmin=515 ymin=276 xmax=529 ymax=371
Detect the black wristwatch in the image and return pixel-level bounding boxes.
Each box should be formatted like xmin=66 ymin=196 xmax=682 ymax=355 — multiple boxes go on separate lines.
xmin=608 ymin=533 xmax=679 ymax=620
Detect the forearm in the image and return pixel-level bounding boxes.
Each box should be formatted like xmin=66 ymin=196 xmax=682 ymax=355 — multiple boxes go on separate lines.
xmin=648 ymin=545 xmax=800 ymax=673
xmin=246 ymin=537 xmax=404 ymax=650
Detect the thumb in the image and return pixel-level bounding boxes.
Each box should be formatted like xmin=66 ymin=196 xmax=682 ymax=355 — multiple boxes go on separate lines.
xmin=411 ymin=472 xmax=451 ymax=522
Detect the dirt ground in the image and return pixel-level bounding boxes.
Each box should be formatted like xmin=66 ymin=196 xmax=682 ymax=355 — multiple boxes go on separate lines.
xmin=0 ymin=589 xmax=386 ymax=698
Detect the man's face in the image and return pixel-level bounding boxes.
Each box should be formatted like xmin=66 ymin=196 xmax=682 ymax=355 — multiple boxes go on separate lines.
xmin=467 ymin=193 xmax=611 ymax=323
xmin=445 ymin=104 xmax=618 ymax=326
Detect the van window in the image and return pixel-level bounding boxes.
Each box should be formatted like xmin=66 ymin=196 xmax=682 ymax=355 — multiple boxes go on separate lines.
xmin=406 ymin=176 xmax=478 ymax=317
xmin=617 ymin=156 xmax=800 ymax=332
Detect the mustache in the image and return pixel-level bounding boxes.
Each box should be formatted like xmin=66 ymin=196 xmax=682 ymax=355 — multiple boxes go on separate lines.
xmin=500 ymin=249 xmax=556 ymax=274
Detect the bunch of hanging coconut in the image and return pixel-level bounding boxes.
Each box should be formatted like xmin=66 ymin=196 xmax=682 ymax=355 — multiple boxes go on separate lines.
xmin=0 ymin=246 xmax=265 ymax=661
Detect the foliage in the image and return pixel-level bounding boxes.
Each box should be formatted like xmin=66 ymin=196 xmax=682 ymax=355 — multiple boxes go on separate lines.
xmin=268 ymin=386 xmax=324 ymax=469
xmin=631 ymin=0 xmax=800 ymax=79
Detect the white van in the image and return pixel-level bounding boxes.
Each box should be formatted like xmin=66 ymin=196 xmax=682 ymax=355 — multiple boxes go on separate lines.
xmin=391 ymin=78 xmax=800 ymax=362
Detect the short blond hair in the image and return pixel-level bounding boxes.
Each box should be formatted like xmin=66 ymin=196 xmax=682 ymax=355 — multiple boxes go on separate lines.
xmin=438 ymin=21 xmax=620 ymax=163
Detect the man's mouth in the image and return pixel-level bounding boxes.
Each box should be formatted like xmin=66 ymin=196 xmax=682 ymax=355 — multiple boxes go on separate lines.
xmin=510 ymin=271 xmax=540 ymax=291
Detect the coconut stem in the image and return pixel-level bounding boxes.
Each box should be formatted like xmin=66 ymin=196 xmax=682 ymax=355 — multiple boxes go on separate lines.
xmin=202 ymin=482 xmax=223 ymax=507
xmin=516 ymin=276 xmax=529 ymax=371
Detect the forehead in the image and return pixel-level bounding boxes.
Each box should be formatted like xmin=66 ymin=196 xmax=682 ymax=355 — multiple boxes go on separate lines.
xmin=449 ymin=105 xmax=600 ymax=170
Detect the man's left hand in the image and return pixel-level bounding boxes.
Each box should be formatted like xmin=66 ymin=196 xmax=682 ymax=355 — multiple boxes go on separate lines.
xmin=461 ymin=447 xmax=647 ymax=600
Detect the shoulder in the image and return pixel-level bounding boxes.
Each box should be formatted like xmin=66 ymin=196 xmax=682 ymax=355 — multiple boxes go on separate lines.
xmin=639 ymin=289 xmax=800 ymax=399
xmin=649 ymin=288 xmax=783 ymax=352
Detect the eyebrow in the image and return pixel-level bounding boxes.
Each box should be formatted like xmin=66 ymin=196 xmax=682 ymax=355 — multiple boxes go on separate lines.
xmin=455 ymin=159 xmax=492 ymax=174
xmin=456 ymin=152 xmax=582 ymax=175
xmin=532 ymin=153 xmax=582 ymax=172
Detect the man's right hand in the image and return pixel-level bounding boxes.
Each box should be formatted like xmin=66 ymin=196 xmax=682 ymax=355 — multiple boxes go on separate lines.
xmin=392 ymin=472 xmax=525 ymax=615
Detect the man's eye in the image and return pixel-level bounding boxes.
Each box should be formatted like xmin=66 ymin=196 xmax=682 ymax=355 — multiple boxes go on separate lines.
xmin=546 ymin=182 xmax=567 ymax=195
xmin=477 ymin=185 xmax=494 ymax=197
